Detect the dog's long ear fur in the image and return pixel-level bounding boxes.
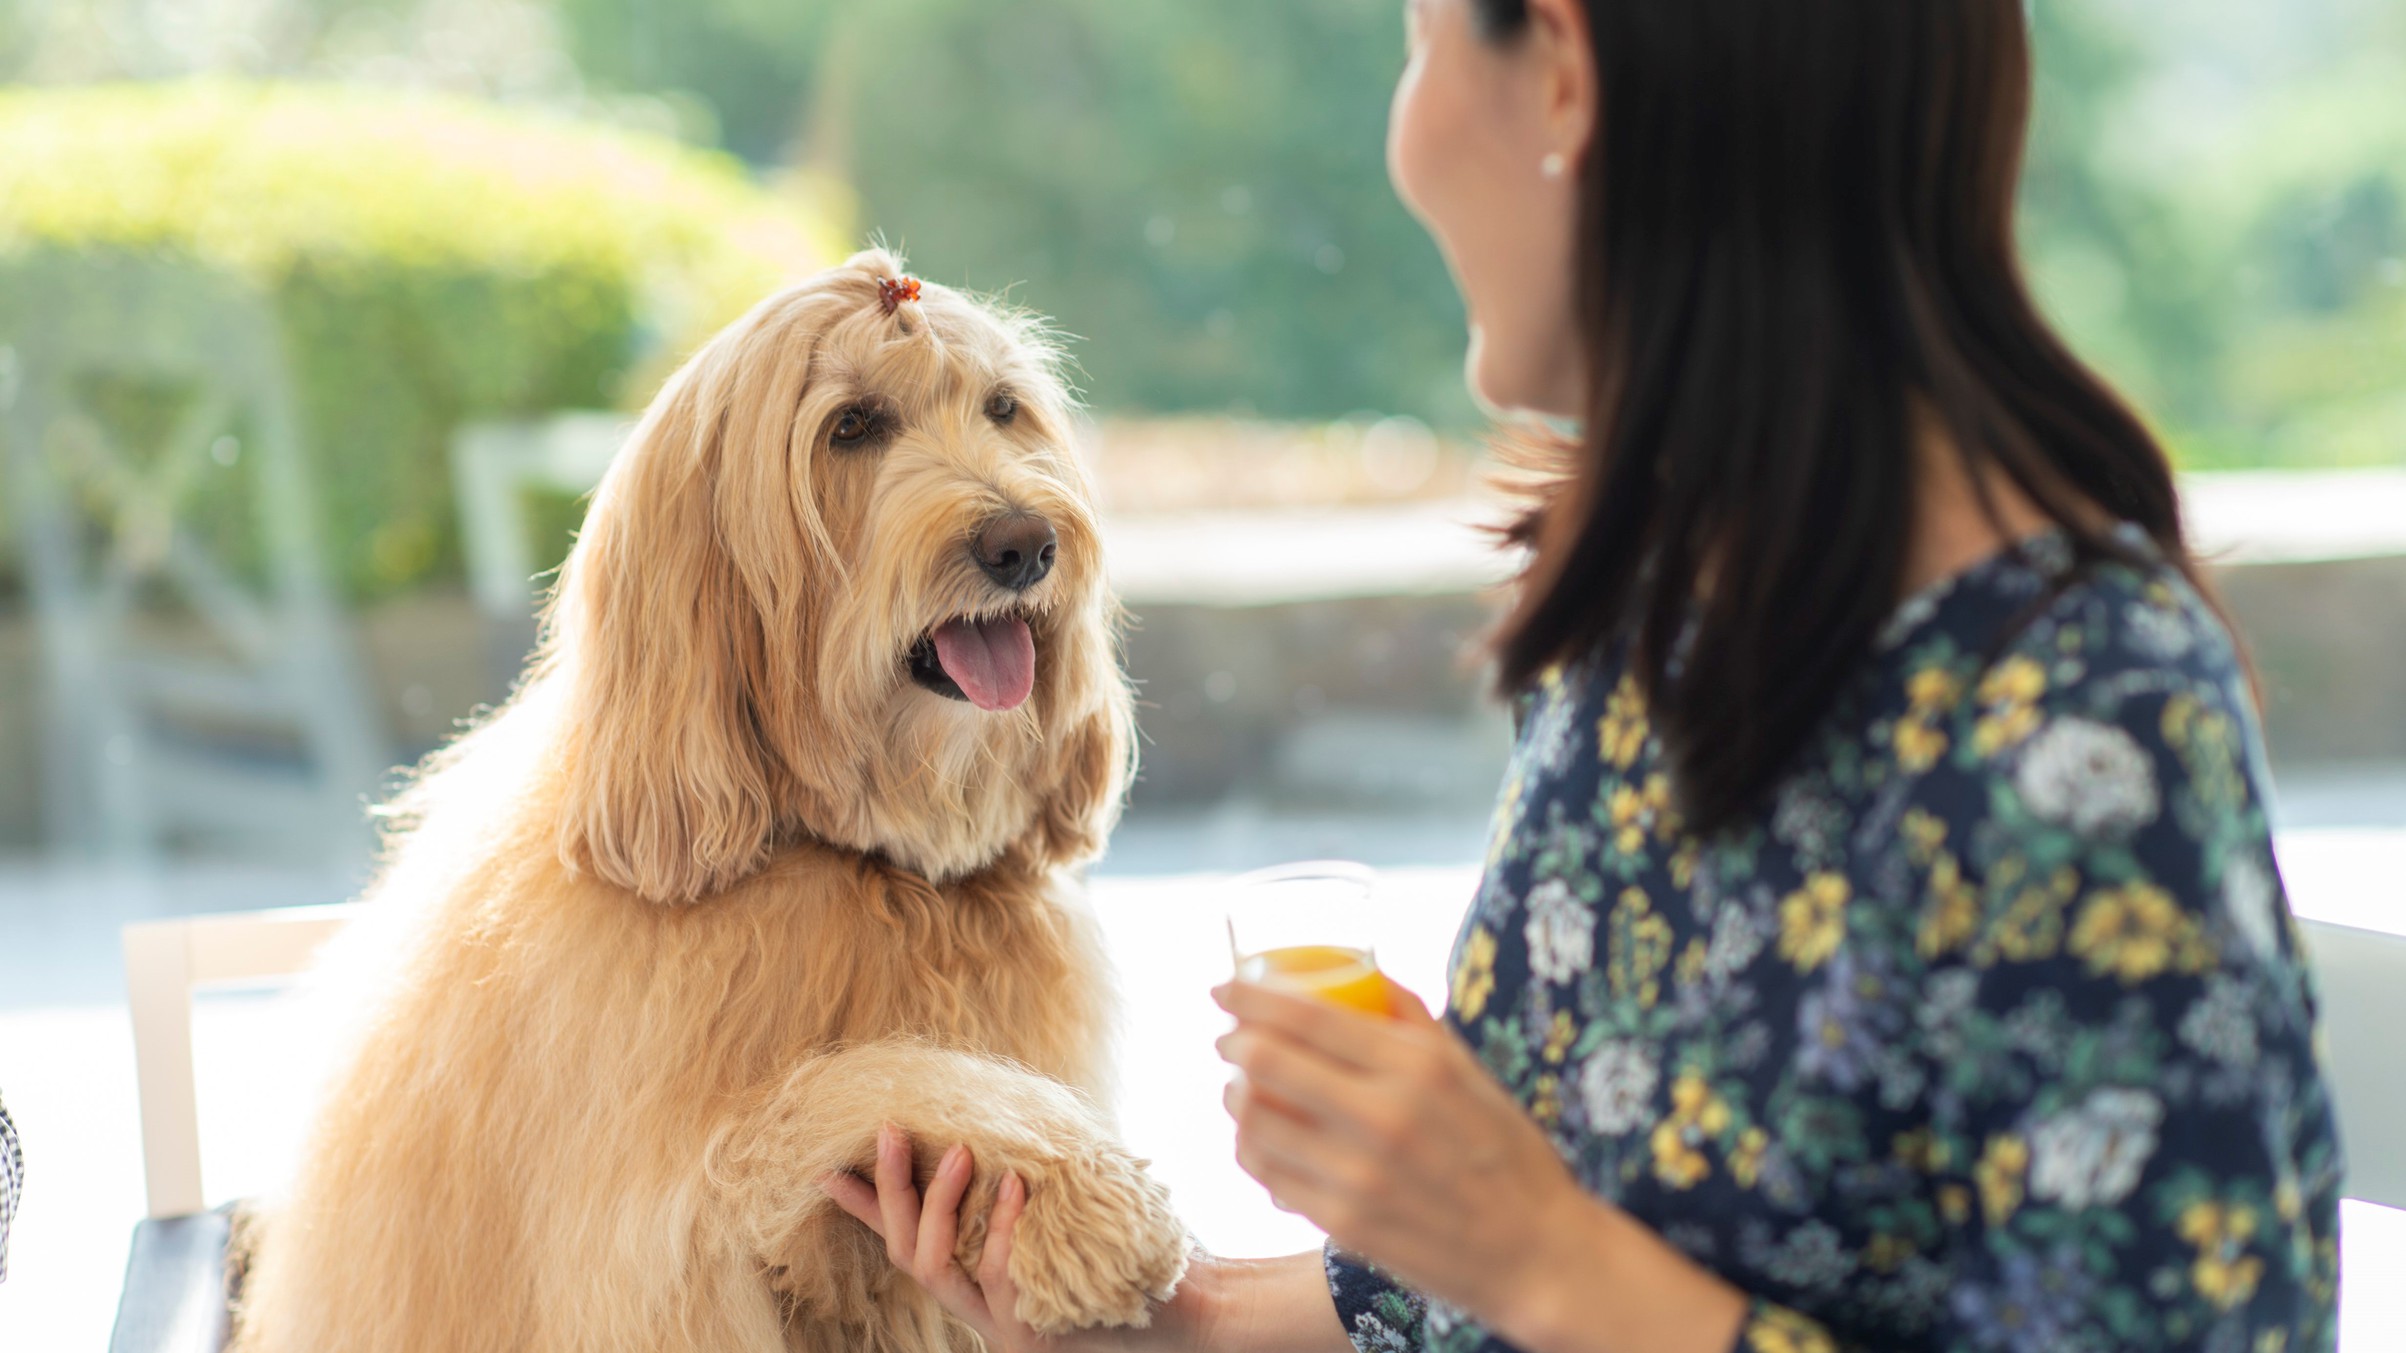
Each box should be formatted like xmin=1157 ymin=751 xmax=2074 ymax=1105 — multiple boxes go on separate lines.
xmin=1034 ymin=662 xmax=1138 ymax=867
xmin=543 ymin=347 xmax=781 ymax=905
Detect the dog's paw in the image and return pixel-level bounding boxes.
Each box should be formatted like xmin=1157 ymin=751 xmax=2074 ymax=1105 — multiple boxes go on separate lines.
xmin=1004 ymin=1146 xmax=1189 ymax=1333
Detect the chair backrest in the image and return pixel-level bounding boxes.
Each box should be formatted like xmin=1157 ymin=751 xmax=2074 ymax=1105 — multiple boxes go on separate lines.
xmin=2298 ymin=916 xmax=2406 ymax=1211
xmin=117 ymin=907 xmax=2402 ymax=1219
xmin=1 ymin=252 xmax=387 ymax=866
xmin=123 ymin=905 xmax=360 ymax=1219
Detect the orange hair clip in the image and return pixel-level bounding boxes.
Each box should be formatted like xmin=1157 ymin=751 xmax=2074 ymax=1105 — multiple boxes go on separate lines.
xmin=878 ymin=274 xmax=922 ymax=316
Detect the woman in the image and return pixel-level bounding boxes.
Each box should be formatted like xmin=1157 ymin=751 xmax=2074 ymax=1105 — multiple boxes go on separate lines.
xmin=1 ymin=1089 xmax=18 ymax=1283
xmin=826 ymin=1 xmax=2344 ymax=1350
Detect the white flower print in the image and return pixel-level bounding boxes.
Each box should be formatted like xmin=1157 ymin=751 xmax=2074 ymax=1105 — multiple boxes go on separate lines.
xmin=1577 ymin=1038 xmax=1660 ymax=1135
xmin=1349 ymin=1313 xmax=1411 ymax=1353
xmin=1524 ymin=878 xmax=1596 ymax=986
xmin=2029 ymin=1087 xmax=2164 ymax=1210
xmin=1705 ymin=904 xmax=1766 ymax=982
xmin=1525 ymin=685 xmax=1581 ymax=775
xmin=2178 ymin=975 xmax=2261 ymax=1069
xmin=2124 ymin=600 xmax=2196 ymax=661
xmin=2223 ymin=852 xmax=2283 ymax=961
xmin=2014 ymin=717 xmax=2160 ymax=838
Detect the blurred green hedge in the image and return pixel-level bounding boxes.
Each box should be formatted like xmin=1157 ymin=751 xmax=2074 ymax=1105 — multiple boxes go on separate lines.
xmin=0 ymin=81 xmax=845 ymax=601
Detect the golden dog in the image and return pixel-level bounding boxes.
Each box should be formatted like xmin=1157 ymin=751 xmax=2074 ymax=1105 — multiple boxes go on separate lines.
xmin=232 ymin=249 xmax=1189 ymax=1353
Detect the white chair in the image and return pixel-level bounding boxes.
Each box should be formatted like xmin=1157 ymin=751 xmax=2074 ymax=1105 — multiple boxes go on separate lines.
xmin=112 ymin=905 xmax=357 ymax=1353
xmin=109 ymin=909 xmax=2405 ymax=1351
xmin=2297 ymin=918 xmax=2406 ymax=1210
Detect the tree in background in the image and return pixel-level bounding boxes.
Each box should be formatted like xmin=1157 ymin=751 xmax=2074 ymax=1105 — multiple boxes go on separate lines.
xmin=3 ymin=0 xmax=2399 ymax=463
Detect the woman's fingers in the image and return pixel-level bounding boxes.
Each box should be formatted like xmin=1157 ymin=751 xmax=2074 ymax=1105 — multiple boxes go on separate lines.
xmin=977 ymin=1172 xmax=1030 ymax=1330
xmin=872 ymin=1124 xmax=923 ymax=1268
xmin=917 ymin=1144 xmax=972 ymax=1275
xmin=821 ymin=1170 xmax=882 ymax=1233
xmin=1211 ymin=980 xmax=1388 ymax=1070
xmin=1215 ymin=1026 xmax=1362 ymax=1126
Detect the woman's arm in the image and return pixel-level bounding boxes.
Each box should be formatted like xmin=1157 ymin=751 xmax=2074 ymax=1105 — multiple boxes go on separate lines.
xmin=822 ymin=1124 xmax=1353 ymax=1353
xmin=1214 ymin=982 xmax=1748 ymax=1353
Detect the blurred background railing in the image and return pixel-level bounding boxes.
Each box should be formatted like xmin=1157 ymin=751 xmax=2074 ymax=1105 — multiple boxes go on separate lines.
xmin=1 ymin=1 xmax=2403 ymax=1347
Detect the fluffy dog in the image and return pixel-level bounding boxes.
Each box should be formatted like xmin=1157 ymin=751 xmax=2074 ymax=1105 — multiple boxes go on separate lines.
xmin=231 ymin=249 xmax=1189 ymax=1353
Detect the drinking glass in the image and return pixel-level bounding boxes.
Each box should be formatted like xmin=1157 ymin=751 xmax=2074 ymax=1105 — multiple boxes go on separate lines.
xmin=1224 ymin=860 xmax=1391 ymax=1016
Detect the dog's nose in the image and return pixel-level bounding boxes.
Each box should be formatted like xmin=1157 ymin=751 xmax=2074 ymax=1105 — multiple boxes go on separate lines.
xmin=972 ymin=513 xmax=1057 ymax=592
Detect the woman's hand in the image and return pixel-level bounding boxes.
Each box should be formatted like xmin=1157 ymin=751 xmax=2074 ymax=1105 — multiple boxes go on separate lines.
xmin=823 ymin=1125 xmax=1217 ymax=1353
xmin=822 ymin=1125 xmax=1068 ymax=1353
xmin=1213 ymin=982 xmax=1745 ymax=1353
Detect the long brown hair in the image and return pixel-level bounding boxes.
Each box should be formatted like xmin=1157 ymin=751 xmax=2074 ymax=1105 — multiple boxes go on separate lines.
xmin=1476 ymin=0 xmax=2217 ymax=833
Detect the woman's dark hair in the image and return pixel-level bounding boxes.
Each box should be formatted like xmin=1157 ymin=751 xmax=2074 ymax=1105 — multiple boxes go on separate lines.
xmin=1472 ymin=0 xmax=2224 ymax=833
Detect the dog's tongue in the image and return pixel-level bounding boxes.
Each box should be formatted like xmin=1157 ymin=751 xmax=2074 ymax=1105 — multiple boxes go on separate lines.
xmin=932 ymin=615 xmax=1036 ymax=712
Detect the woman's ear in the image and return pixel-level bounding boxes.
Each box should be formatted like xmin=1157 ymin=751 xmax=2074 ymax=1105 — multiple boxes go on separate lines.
xmin=1527 ymin=0 xmax=1599 ymax=165
xmin=544 ymin=356 xmax=779 ymax=904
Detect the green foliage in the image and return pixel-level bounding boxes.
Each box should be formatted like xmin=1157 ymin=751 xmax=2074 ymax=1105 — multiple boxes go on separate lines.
xmin=554 ymin=0 xmax=1478 ymax=431
xmin=0 ymin=81 xmax=843 ymax=599
xmin=2020 ymin=0 xmax=2406 ymax=468
xmin=579 ymin=0 xmax=2402 ymax=467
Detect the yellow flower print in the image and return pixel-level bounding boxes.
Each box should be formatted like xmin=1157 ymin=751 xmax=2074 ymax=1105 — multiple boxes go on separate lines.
xmin=2069 ymin=881 xmax=2216 ymax=984
xmin=1974 ymin=870 xmax=2075 ymax=966
xmin=1975 ymin=1134 xmax=2028 ymax=1225
xmin=1971 ymin=655 xmax=2048 ymax=756
xmin=1916 ymin=852 xmax=1980 ymax=959
xmin=1893 ymin=1128 xmax=1950 ymax=1174
xmin=1542 ymin=1009 xmax=1577 ymax=1065
xmin=2178 ymin=1200 xmax=2265 ymax=1312
xmin=1895 ymin=715 xmax=1948 ymax=773
xmin=1894 ymin=666 xmax=1963 ymax=772
xmin=1939 ymin=1184 xmax=1972 ymax=1226
xmin=1901 ymin=809 xmax=1948 ymax=865
xmin=1610 ymin=887 xmax=1674 ymax=1008
xmin=1531 ymin=1074 xmax=1562 ymax=1127
xmin=1641 ymin=772 xmax=1683 ymax=839
xmin=1485 ymin=774 xmax=1524 ymax=868
xmin=1599 ymin=671 xmax=1649 ymax=767
xmin=2255 ymin=1332 xmax=2289 ymax=1353
xmin=1675 ymin=935 xmax=1710 ymax=989
xmin=1864 ymin=1232 xmax=1915 ymax=1273
xmin=1452 ymin=926 xmax=1498 ymax=1020
xmin=1778 ymin=872 xmax=1850 ymax=971
xmin=1608 ymin=783 xmax=1648 ymax=855
xmin=1669 ymin=837 xmax=1700 ymax=889
xmin=1731 ymin=1126 xmax=1770 ymax=1188
xmin=1979 ymin=654 xmax=2047 ymax=706
xmin=1650 ymin=1070 xmax=1731 ymax=1190
xmin=1743 ymin=1306 xmax=1837 ymax=1353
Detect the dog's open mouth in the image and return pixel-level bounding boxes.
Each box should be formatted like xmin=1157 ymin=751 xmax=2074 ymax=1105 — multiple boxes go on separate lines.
xmin=909 ymin=613 xmax=1037 ymax=712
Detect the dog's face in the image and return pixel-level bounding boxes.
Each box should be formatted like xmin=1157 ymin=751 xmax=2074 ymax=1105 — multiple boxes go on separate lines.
xmin=542 ymin=250 xmax=1133 ymax=902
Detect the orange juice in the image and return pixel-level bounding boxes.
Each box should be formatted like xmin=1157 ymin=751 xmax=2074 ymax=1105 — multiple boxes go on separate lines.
xmin=1238 ymin=944 xmax=1392 ymax=1016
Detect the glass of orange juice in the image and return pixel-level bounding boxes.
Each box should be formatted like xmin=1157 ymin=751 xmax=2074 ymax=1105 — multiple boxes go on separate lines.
xmin=1226 ymin=860 xmax=1392 ymax=1017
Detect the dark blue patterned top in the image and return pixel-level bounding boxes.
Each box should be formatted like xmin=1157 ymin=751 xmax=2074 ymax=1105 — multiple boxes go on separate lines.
xmin=1326 ymin=530 xmax=2342 ymax=1353
xmin=0 ymin=1088 xmax=19 ymax=1283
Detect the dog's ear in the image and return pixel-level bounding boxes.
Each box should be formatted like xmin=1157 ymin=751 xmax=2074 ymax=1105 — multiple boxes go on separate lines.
xmin=542 ymin=351 xmax=780 ymax=904
xmin=1030 ymin=628 xmax=1139 ymax=867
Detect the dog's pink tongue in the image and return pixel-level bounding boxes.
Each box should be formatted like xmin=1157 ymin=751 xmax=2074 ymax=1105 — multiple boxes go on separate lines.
xmin=932 ymin=616 xmax=1036 ymax=712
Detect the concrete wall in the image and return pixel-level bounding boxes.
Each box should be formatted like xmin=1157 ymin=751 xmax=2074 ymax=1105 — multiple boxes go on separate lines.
xmin=2 ymin=550 xmax=2402 ymax=851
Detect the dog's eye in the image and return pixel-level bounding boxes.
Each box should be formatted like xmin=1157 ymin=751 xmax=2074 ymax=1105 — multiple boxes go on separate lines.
xmin=831 ymin=407 xmax=876 ymax=447
xmin=985 ymin=391 xmax=1019 ymax=425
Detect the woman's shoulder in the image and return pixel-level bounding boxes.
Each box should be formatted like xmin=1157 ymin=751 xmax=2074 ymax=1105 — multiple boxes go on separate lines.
xmin=1885 ymin=531 xmax=2262 ymax=771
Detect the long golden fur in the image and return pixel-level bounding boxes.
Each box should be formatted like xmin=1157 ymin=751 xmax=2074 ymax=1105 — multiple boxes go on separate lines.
xmin=231 ymin=249 xmax=1189 ymax=1353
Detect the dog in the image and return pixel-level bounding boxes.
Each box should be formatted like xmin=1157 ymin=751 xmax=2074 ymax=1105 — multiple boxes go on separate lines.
xmin=231 ymin=249 xmax=1189 ymax=1353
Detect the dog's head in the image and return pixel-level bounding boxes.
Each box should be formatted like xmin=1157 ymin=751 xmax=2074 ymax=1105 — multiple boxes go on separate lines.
xmin=540 ymin=249 xmax=1133 ymax=903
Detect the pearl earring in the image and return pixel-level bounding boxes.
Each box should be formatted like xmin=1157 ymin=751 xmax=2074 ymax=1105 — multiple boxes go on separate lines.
xmin=1540 ymin=151 xmax=1567 ymax=180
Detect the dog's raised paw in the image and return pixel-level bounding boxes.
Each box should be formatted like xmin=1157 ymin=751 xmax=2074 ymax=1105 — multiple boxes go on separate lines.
xmin=1005 ymin=1147 xmax=1190 ymax=1334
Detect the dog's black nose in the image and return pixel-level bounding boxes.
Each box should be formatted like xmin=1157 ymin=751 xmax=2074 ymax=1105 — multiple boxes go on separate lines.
xmin=972 ymin=513 xmax=1057 ymax=591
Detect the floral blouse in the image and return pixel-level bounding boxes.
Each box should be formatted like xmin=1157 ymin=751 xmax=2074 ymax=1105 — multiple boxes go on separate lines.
xmin=1327 ymin=530 xmax=2342 ymax=1353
